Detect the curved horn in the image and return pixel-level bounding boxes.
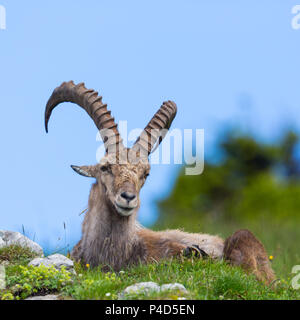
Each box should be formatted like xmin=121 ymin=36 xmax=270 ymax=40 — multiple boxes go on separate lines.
xmin=133 ymin=101 xmax=177 ymax=155
xmin=45 ymin=81 xmax=123 ymax=153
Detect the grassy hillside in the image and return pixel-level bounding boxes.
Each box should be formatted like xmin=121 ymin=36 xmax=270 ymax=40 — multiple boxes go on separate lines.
xmin=155 ymin=218 xmax=300 ymax=280
xmin=0 ymin=245 xmax=299 ymax=300
xmin=156 ymin=130 xmax=300 ymax=280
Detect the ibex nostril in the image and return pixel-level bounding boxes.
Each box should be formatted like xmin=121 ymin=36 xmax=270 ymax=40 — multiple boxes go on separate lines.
xmin=121 ymin=192 xmax=136 ymax=202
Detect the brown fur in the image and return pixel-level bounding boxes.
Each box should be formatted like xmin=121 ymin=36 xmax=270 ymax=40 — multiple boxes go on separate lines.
xmin=223 ymin=229 xmax=275 ymax=284
xmin=71 ymin=150 xmax=275 ymax=283
xmin=45 ymin=83 xmax=274 ymax=283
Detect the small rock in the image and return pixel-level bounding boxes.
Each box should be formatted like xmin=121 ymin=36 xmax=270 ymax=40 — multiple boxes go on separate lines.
xmin=120 ymin=282 xmax=188 ymax=299
xmin=0 ymin=260 xmax=10 ymax=267
xmin=0 ymin=230 xmax=43 ymax=257
xmin=122 ymin=282 xmax=160 ymax=297
xmin=25 ymin=295 xmax=59 ymax=300
xmin=28 ymin=254 xmax=75 ymax=273
xmin=161 ymin=283 xmax=188 ymax=293
xmin=0 ymin=265 xmax=5 ymax=290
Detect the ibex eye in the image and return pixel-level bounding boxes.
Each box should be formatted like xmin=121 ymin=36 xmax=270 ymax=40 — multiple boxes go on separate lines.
xmin=101 ymin=166 xmax=108 ymax=172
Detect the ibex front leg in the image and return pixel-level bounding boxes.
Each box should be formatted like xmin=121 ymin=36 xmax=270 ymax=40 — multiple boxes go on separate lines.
xmin=183 ymin=245 xmax=209 ymax=258
xmin=138 ymin=229 xmax=209 ymax=262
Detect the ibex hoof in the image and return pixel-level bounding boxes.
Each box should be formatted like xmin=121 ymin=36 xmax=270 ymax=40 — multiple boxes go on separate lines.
xmin=183 ymin=245 xmax=208 ymax=258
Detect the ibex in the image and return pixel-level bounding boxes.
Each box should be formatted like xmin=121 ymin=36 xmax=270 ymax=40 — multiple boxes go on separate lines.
xmin=45 ymin=81 xmax=275 ymax=283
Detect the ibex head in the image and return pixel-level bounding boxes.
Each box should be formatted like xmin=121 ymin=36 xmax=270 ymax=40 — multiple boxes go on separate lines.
xmin=45 ymin=81 xmax=177 ymax=217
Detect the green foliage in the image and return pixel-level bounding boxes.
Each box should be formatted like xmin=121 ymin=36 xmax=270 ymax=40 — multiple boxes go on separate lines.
xmin=58 ymin=259 xmax=300 ymax=300
xmin=156 ymin=129 xmax=300 ymax=277
xmin=230 ymin=173 xmax=300 ymax=221
xmin=0 ymin=245 xmax=37 ymax=265
xmin=0 ymin=245 xmax=299 ymax=300
xmin=64 ymin=264 xmax=121 ymax=300
xmin=1 ymin=264 xmax=73 ymax=300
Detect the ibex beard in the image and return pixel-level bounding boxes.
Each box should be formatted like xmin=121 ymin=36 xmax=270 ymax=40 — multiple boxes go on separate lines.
xmin=44 ymin=81 xmax=275 ymax=283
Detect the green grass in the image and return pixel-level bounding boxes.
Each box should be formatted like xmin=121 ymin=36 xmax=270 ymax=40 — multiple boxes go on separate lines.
xmin=1 ymin=245 xmax=300 ymax=300
xmin=156 ymin=216 xmax=300 ymax=279
xmin=65 ymin=259 xmax=299 ymax=300
xmin=0 ymin=245 xmax=37 ymax=265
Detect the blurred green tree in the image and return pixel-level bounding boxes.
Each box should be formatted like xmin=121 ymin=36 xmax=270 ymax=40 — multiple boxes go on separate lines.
xmin=156 ymin=129 xmax=300 ymax=231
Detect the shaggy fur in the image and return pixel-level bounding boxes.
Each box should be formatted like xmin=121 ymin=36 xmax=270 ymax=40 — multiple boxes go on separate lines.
xmin=44 ymin=81 xmax=275 ymax=283
xmin=223 ymin=229 xmax=275 ymax=283
xmin=71 ymin=150 xmax=275 ymax=283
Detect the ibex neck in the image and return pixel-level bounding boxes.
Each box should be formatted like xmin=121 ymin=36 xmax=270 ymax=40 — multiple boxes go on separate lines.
xmin=81 ymin=183 xmax=140 ymax=270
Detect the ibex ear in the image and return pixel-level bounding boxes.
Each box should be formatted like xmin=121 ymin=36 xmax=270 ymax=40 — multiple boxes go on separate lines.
xmin=71 ymin=165 xmax=96 ymax=178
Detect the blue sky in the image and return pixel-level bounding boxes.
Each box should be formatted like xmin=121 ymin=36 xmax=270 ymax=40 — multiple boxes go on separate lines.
xmin=1 ymin=1 xmax=300 ymax=251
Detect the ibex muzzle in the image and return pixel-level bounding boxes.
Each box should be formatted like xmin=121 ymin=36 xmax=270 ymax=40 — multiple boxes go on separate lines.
xmin=115 ymin=183 xmax=138 ymax=217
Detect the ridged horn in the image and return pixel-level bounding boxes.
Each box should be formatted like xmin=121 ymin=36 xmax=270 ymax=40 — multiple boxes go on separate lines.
xmin=45 ymin=81 xmax=123 ymax=153
xmin=133 ymin=101 xmax=177 ymax=155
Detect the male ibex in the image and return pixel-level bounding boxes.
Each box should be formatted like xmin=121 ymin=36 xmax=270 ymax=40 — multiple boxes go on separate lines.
xmin=45 ymin=81 xmax=275 ymax=283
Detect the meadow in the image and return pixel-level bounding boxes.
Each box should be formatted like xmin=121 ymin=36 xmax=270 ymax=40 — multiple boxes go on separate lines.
xmin=0 ymin=244 xmax=299 ymax=300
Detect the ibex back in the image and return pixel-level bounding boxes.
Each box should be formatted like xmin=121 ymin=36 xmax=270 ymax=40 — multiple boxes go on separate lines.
xmin=45 ymin=81 xmax=275 ymax=283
